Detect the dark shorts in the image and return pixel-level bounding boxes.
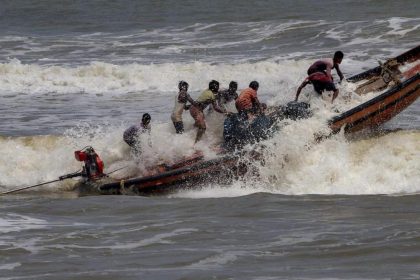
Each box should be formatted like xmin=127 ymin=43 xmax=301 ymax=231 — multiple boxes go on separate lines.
xmin=311 ymin=81 xmax=336 ymax=94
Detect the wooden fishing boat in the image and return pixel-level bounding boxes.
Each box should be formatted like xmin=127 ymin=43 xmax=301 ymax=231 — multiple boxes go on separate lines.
xmin=330 ymin=45 xmax=419 ymax=133
xmin=75 ymin=45 xmax=419 ymax=196
xmin=95 ymin=154 xmax=241 ymax=195
xmin=329 ymin=73 xmax=419 ymax=133
xmin=73 ymin=148 xmax=255 ymax=196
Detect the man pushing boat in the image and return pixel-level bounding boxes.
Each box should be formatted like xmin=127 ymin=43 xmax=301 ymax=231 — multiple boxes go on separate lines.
xmin=235 ymin=81 xmax=264 ymax=119
xmin=189 ymin=80 xmax=231 ymax=143
xmin=307 ymin=51 xmax=345 ymax=82
xmin=171 ymin=80 xmax=196 ymax=134
xmin=123 ymin=113 xmax=151 ymax=153
xmin=295 ymin=63 xmax=340 ymax=103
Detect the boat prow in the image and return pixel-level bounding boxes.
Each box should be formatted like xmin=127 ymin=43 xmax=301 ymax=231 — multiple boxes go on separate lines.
xmin=330 ymin=73 xmax=419 ymax=133
xmin=327 ymin=44 xmax=419 ymax=133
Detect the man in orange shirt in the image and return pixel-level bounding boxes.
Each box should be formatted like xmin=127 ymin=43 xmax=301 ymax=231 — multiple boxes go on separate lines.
xmin=235 ymin=81 xmax=263 ymax=119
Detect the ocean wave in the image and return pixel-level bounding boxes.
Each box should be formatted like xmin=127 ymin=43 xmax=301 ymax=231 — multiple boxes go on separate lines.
xmin=0 ymin=17 xmax=418 ymax=65
xmin=1 ymin=117 xmax=419 ymax=196
xmin=0 ymin=58 xmax=367 ymax=97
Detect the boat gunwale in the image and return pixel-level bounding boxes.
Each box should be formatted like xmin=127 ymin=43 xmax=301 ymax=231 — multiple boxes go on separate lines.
xmin=330 ymin=73 xmax=420 ymax=126
xmin=99 ymin=154 xmax=239 ymax=191
xmin=347 ymin=45 xmax=420 ymax=83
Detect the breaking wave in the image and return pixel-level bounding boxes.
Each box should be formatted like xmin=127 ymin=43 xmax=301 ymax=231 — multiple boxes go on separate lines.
xmin=1 ymin=114 xmax=419 ymax=196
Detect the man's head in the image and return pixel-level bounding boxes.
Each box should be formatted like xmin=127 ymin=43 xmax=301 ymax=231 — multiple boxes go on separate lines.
xmin=229 ymin=81 xmax=238 ymax=92
xmin=333 ymin=51 xmax=344 ymax=64
xmin=249 ymin=81 xmax=259 ymax=91
xmin=178 ymin=80 xmax=189 ymax=91
xmin=209 ymin=80 xmax=220 ymax=92
xmin=142 ymin=113 xmax=151 ymax=125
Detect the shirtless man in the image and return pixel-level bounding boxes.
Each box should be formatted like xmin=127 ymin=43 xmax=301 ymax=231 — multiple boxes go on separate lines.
xmin=171 ymin=81 xmax=196 ymax=134
xmin=295 ymin=63 xmax=339 ymax=103
xmin=307 ymin=51 xmax=344 ymax=82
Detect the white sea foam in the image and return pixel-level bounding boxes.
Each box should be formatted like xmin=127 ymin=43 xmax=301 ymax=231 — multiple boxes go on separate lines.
xmin=0 ymin=41 xmax=407 ymax=98
xmin=0 ymin=214 xmax=47 ymax=233
xmin=48 ymin=228 xmax=198 ymax=250
xmin=0 ymin=59 xmax=312 ymax=96
xmin=0 ymin=86 xmax=418 ymax=196
xmin=0 ymin=262 xmax=21 ymax=271
xmin=174 ymin=129 xmax=420 ymax=197
xmin=386 ymin=17 xmax=420 ymax=37
xmin=0 ymin=116 xmax=223 ymax=190
xmin=188 ymin=251 xmax=240 ymax=269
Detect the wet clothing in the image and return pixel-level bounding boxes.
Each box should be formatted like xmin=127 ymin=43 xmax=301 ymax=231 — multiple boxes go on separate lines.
xmin=306 ymin=72 xmax=336 ymax=94
xmin=206 ymin=88 xmax=238 ymax=114
xmin=308 ymin=58 xmax=343 ymax=81
xmin=123 ymin=123 xmax=151 ymax=148
xmin=235 ymin=87 xmax=258 ymax=113
xmin=171 ymin=99 xmax=185 ymax=123
xmin=307 ymin=58 xmax=334 ymax=75
xmin=177 ymin=89 xmax=192 ymax=103
xmin=190 ymin=105 xmax=206 ymax=129
xmin=171 ymin=90 xmax=194 ymax=133
xmin=218 ymin=89 xmax=238 ymax=104
xmin=190 ymin=89 xmax=225 ymax=130
xmin=196 ymin=89 xmax=216 ymax=108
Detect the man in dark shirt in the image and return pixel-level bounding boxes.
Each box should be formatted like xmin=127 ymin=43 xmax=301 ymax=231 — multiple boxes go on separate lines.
xmin=123 ymin=113 xmax=151 ymax=152
xmin=217 ymin=81 xmax=238 ymax=108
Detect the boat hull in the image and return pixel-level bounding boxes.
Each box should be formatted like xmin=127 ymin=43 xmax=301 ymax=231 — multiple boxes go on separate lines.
xmin=330 ymin=74 xmax=420 ymax=133
xmin=94 ymin=155 xmax=242 ymax=195
xmin=347 ymin=45 xmax=420 ymax=83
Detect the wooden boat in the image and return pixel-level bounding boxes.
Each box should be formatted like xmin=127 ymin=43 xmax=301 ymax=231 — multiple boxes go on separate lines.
xmin=73 ymin=149 xmax=252 ymax=196
xmin=76 ymin=45 xmax=419 ymax=196
xmin=94 ymin=154 xmax=241 ymax=195
xmin=329 ymin=73 xmax=419 ymax=133
xmin=330 ymin=44 xmax=419 ymax=133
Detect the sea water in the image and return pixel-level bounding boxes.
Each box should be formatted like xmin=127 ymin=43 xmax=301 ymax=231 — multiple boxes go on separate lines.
xmin=0 ymin=1 xmax=419 ymax=279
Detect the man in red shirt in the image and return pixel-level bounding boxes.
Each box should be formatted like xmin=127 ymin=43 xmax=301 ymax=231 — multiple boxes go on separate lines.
xmin=307 ymin=51 xmax=344 ymax=82
xmin=235 ymin=81 xmax=263 ymax=118
xmin=295 ymin=64 xmax=339 ymax=103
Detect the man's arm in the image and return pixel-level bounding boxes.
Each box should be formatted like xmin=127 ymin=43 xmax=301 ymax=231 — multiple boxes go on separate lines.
xmin=335 ymin=64 xmax=344 ymax=81
xmin=251 ymin=96 xmax=263 ymax=114
xmin=211 ymin=100 xmax=227 ymax=114
xmin=186 ymin=93 xmax=197 ymax=106
xmin=215 ymin=91 xmax=224 ymax=108
xmin=295 ymin=80 xmax=309 ymax=101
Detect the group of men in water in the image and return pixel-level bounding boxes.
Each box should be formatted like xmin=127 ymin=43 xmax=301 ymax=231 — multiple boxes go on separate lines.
xmin=172 ymin=79 xmax=265 ymax=143
xmin=124 ymin=51 xmax=345 ymax=150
